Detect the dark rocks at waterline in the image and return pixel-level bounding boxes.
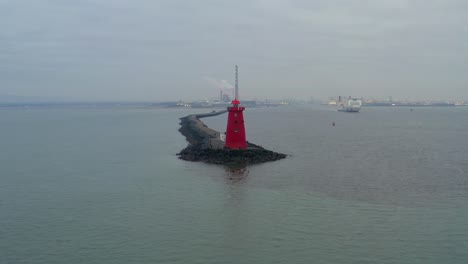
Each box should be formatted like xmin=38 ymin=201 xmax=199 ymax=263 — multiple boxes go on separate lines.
xmin=178 ymin=143 xmax=287 ymax=165
xmin=177 ymin=111 xmax=287 ymax=165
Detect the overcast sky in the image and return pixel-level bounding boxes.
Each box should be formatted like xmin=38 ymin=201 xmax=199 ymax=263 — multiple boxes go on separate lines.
xmin=1 ymin=0 xmax=467 ymax=101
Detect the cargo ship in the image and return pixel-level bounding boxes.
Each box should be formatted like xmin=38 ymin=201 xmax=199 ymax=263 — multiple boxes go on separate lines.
xmin=337 ymin=96 xmax=362 ymax=112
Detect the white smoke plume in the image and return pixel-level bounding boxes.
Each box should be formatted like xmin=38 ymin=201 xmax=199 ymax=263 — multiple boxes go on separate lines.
xmin=204 ymin=77 xmax=234 ymax=91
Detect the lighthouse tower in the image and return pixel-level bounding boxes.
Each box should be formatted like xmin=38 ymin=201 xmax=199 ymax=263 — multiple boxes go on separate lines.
xmin=225 ymin=65 xmax=247 ymax=149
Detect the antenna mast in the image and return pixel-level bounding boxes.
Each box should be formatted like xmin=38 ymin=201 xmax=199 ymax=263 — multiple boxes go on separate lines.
xmin=235 ymin=65 xmax=238 ymax=100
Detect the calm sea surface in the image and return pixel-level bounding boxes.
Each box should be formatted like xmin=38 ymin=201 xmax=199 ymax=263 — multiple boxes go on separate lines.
xmin=1 ymin=105 xmax=468 ymax=264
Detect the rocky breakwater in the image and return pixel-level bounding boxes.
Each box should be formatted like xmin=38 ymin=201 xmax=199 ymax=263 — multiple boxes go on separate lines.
xmin=177 ymin=111 xmax=286 ymax=164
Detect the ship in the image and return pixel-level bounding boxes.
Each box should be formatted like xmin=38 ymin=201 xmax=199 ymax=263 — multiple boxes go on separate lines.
xmin=337 ymin=96 xmax=362 ymax=112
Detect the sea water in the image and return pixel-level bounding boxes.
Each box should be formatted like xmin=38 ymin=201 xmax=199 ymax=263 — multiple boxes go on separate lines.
xmin=1 ymin=105 xmax=467 ymax=264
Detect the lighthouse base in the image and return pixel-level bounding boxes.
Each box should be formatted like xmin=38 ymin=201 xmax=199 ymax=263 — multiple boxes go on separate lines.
xmin=178 ymin=142 xmax=286 ymax=165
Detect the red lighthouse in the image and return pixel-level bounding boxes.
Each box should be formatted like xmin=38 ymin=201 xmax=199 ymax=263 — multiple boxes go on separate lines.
xmin=225 ymin=65 xmax=247 ymax=149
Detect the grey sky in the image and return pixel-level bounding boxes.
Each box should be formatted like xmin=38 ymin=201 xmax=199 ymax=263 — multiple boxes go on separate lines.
xmin=1 ymin=0 xmax=467 ymax=101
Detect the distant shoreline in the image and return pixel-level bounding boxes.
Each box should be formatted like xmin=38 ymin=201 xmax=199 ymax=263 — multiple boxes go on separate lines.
xmin=363 ymin=104 xmax=466 ymax=107
xmin=1 ymin=101 xmax=467 ymax=109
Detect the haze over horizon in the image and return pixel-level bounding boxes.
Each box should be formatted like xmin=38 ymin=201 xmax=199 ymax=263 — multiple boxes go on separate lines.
xmin=1 ymin=0 xmax=467 ymax=101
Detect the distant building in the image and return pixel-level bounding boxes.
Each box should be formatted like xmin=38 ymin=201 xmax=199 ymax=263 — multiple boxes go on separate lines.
xmin=242 ymin=100 xmax=257 ymax=107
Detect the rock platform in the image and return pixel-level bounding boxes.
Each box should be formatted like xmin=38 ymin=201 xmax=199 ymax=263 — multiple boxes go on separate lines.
xmin=177 ymin=110 xmax=286 ymax=164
